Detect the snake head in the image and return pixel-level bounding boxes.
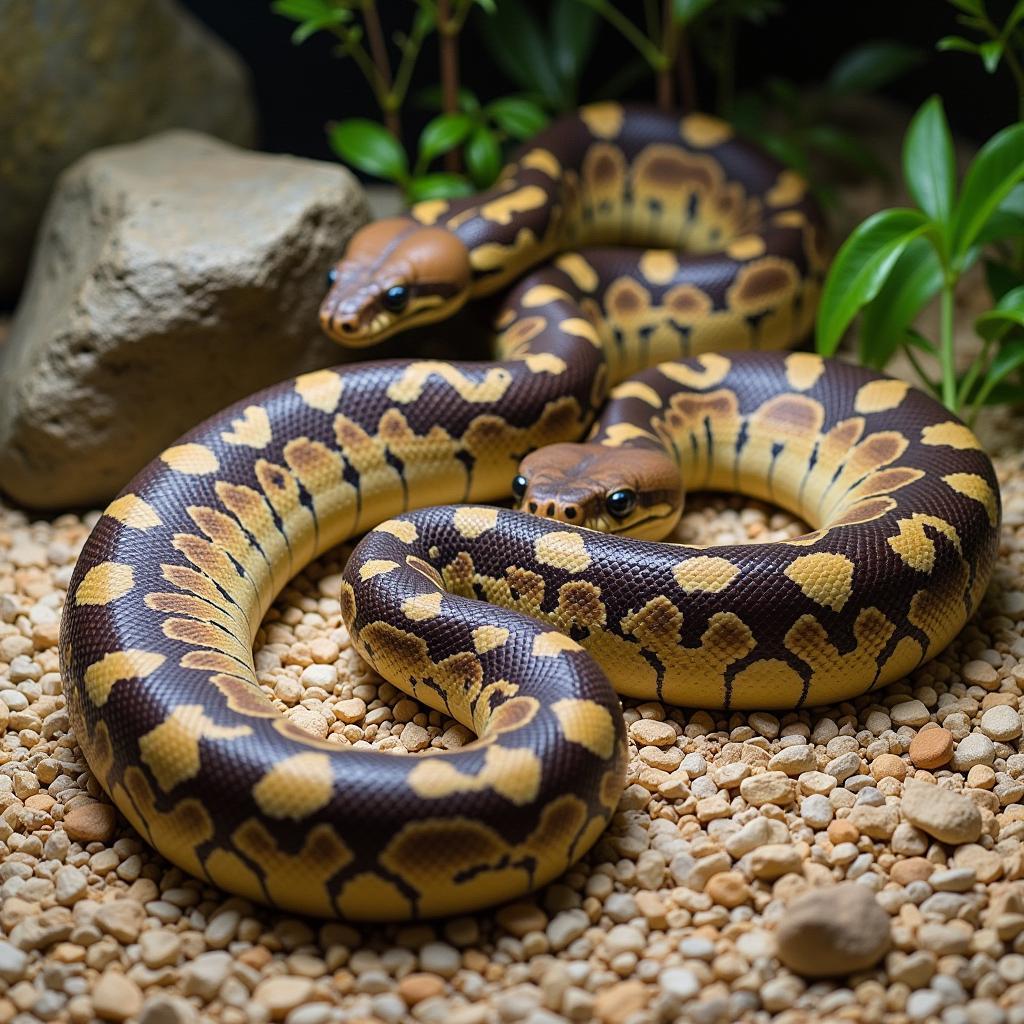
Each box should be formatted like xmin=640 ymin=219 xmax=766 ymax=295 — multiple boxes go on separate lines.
xmin=319 ymin=217 xmax=473 ymax=347
xmin=514 ymin=442 xmax=683 ymax=541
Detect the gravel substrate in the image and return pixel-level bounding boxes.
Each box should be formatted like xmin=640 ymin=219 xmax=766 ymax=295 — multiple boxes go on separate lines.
xmin=2 ymin=412 xmax=1024 ymax=1024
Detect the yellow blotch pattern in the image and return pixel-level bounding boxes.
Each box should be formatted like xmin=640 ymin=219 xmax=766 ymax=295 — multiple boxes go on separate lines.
xmin=76 ymin=562 xmax=135 ymax=606
xmin=534 ymin=531 xmax=592 ymax=573
xmin=784 ymin=553 xmax=855 ymax=612
xmin=532 ymin=632 xmax=583 ymax=657
xmin=295 ymin=370 xmax=344 ymax=413
xmin=921 ymin=421 xmax=982 ymax=450
xmin=84 ymin=650 xmax=166 ymax=707
xmin=454 ymin=507 xmax=500 ymax=538
xmin=105 ymin=494 xmax=162 ymax=530
xmin=220 ymin=405 xmax=272 ymax=449
xmin=550 ymin=699 xmax=618 ymax=759
xmin=784 ymin=352 xmax=824 ymax=392
xmin=253 ymin=753 xmax=334 ymax=819
xmin=854 ymin=379 xmax=910 ymax=414
xmin=673 ymin=556 xmax=739 ymax=594
xmin=402 ymin=592 xmax=443 ymax=622
xmin=407 ymin=745 xmax=542 ymax=806
xmin=580 ymin=102 xmax=624 ymax=139
xmin=160 ymin=443 xmax=220 ymax=475
xmin=943 ymin=473 xmax=999 ymax=527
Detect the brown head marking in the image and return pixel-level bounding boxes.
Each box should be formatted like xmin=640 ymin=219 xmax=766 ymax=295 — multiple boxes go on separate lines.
xmin=515 ymin=442 xmax=684 ymax=541
xmin=320 ymin=217 xmax=473 ymax=346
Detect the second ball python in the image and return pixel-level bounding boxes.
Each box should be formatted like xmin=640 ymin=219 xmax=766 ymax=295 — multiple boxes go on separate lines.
xmin=60 ymin=104 xmax=998 ymax=920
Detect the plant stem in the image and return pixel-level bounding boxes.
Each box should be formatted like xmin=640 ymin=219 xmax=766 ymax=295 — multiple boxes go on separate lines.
xmin=717 ymin=7 xmax=736 ymax=115
xmin=657 ymin=0 xmax=676 ymax=110
xmin=676 ymin=27 xmax=698 ymax=112
xmin=940 ymin=279 xmax=957 ymax=413
xmin=903 ymin=344 xmax=938 ymax=397
xmin=437 ymin=0 xmax=461 ymax=171
xmin=391 ymin=10 xmax=430 ymax=112
xmin=577 ymin=0 xmax=667 ymax=72
xmin=360 ymin=1 xmax=400 ymax=138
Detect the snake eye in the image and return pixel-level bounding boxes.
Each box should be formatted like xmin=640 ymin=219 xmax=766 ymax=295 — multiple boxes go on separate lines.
xmin=326 ymin=267 xmax=338 ymax=287
xmin=382 ymin=284 xmax=409 ymax=313
xmin=511 ymin=474 xmax=528 ymax=499
xmin=606 ymin=488 xmax=637 ymax=519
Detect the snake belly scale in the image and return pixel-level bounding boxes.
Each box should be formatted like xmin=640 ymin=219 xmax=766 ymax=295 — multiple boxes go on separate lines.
xmin=60 ymin=104 xmax=997 ymax=920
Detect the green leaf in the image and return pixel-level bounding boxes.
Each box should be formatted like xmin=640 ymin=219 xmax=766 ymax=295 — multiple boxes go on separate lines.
xmin=473 ymin=0 xmax=497 ymax=12
xmin=478 ymin=3 xmax=567 ymax=110
xmin=272 ymin=0 xmax=342 ymax=21
xmin=902 ymin=96 xmax=956 ymax=230
xmin=327 ymin=120 xmax=408 ymax=182
xmin=807 ymin=124 xmax=888 ymax=180
xmin=985 ymin=259 xmax=1023 ymax=302
xmin=979 ymin=39 xmax=1004 ymax=72
xmin=974 ymin=338 xmax=1024 ymax=405
xmin=415 ymin=84 xmax=480 ymax=113
xmin=947 ymin=0 xmax=982 ymax=13
xmin=827 ymin=40 xmax=923 ymax=96
xmin=465 ymin=127 xmax=504 ymax=188
xmin=952 ymin=122 xmax=1024 ymax=261
xmin=673 ymin=0 xmax=717 ymax=24
xmin=417 ymin=114 xmax=474 ymax=166
xmin=858 ymin=237 xmax=944 ymax=369
xmin=815 ymin=208 xmax=931 ymax=356
xmin=551 ymin=0 xmax=598 ymax=92
xmin=487 ymin=97 xmax=549 ymax=139
xmin=406 ymin=173 xmax=475 ymax=202
xmin=976 ymin=286 xmax=1024 ymax=341
xmin=937 ymin=35 xmax=981 ymax=55
xmin=974 ymin=208 xmax=1024 ymax=246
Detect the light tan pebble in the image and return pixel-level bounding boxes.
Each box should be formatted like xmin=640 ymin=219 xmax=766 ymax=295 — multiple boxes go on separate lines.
xmin=870 ymin=753 xmax=906 ymax=781
xmin=139 ymin=930 xmax=181 ymax=969
xmin=799 ymin=771 xmax=836 ymax=796
xmin=0 ymin=941 xmax=28 ymax=983
xmin=300 ymin=662 xmax=337 ymax=688
xmin=92 ymin=970 xmax=144 ymax=1022
xmin=739 ymin=771 xmax=797 ymax=806
xmin=635 ymin=891 xmax=667 ymax=928
xmin=760 ymin=974 xmax=806 ymax=1012
xmin=849 ymin=804 xmax=899 ymax=840
xmin=639 ymin=745 xmax=682 ymax=771
xmin=252 ymin=976 xmax=316 ymax=1020
xmin=825 ymin=751 xmax=864 ymax=782
xmin=547 ymin=908 xmax=590 ymax=952
xmin=901 ymin=778 xmax=982 ymax=844
xmin=593 ymin=979 xmax=647 ymax=1024
xmin=604 ymin=925 xmax=645 ymax=957
xmin=748 ymin=711 xmax=780 ymax=738
xmin=711 ymin=762 xmax=750 ymax=788
xmin=443 ymin=916 xmax=479 ymax=947
xmin=400 ymin=723 xmax=430 ymax=752
xmin=696 ymin=794 xmax=732 ymax=822
xmin=94 ymin=899 xmax=144 ymax=943
xmin=725 ymin=816 xmax=789 ymax=857
xmin=658 ymin=966 xmax=700 ymax=1000
xmin=419 ymin=941 xmax=461 ymax=978
xmin=891 ymin=821 xmax=929 ymax=856
xmin=749 ymin=844 xmax=803 ymax=880
xmin=334 ymin=697 xmax=366 ymax=724
xmin=275 ymin=678 xmax=304 ymax=704
xmin=930 ymin=866 xmax=977 ymax=891
xmin=886 ymin=950 xmax=937 ymax=988
xmin=398 ymin=973 xmax=446 ymax=1006
xmin=864 ymin=710 xmax=892 ymax=735
xmin=288 ymin=706 xmax=330 ymax=738
xmin=393 ymin=697 xmax=419 ymax=723
xmin=768 ymin=744 xmax=816 ymax=776
xmin=63 ymin=801 xmax=117 ymax=842
xmin=774 ymin=883 xmax=891 ymax=977
xmin=963 ymin=659 xmax=999 ymax=689
xmin=826 ymin=819 xmax=860 ymax=845
xmin=953 ymin=843 xmax=1004 ymax=882
xmin=309 ymin=637 xmax=340 ymax=664
xmin=968 ymin=764 xmax=997 ymax=789
xmin=890 ymin=699 xmax=931 ymax=728
xmin=916 ymin=920 xmax=973 ymax=955
xmin=139 ymin=996 xmax=199 ymax=1024
xmin=980 ymin=704 xmax=1023 ymax=741
xmin=628 ymin=720 xmax=676 ymax=747
xmin=182 ymin=951 xmax=233 ymax=1001
xmin=54 ymin=865 xmax=87 ymax=905
xmin=799 ymin=794 xmax=833 ymax=829
xmin=891 ymin=857 xmax=934 ymax=886
xmin=705 ymin=871 xmax=750 ymax=908
xmin=951 ymin=732 xmax=996 ymax=771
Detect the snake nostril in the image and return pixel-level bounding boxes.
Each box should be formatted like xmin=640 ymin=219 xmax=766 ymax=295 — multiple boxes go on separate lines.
xmin=528 ymin=502 xmax=538 ymax=513
xmin=564 ymin=506 xmax=577 ymax=519
xmin=546 ymin=503 xmax=555 ymax=517
xmin=341 ymin=320 xmax=357 ymax=333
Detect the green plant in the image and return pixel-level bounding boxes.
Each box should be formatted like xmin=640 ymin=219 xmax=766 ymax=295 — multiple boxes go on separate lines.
xmin=730 ymin=41 xmax=922 ymax=205
xmin=477 ymin=0 xmax=599 ymax=113
xmin=274 ymin=0 xmax=539 ymax=201
xmin=939 ymin=0 xmax=1024 ymax=119
xmin=816 ymin=96 xmax=1024 ymax=424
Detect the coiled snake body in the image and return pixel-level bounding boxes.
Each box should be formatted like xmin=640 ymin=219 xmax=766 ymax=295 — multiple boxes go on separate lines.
xmin=60 ymin=105 xmax=999 ymax=919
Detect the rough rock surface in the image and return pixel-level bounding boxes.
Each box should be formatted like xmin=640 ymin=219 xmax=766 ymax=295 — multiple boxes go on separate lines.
xmin=774 ymin=883 xmax=892 ymax=977
xmin=0 ymin=131 xmax=368 ymax=509
xmin=0 ymin=0 xmax=257 ymax=299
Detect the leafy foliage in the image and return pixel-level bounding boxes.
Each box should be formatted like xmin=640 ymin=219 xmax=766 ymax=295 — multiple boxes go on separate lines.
xmin=817 ymin=97 xmax=1024 ymax=422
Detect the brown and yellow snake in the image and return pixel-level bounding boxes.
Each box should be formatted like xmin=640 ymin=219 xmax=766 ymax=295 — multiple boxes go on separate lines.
xmin=60 ymin=104 xmax=999 ymax=919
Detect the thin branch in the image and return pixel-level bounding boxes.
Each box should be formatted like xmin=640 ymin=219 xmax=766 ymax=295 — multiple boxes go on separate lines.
xmin=657 ymin=0 xmax=676 ymax=110
xmin=438 ymin=0 xmax=461 ymax=172
xmin=360 ymin=1 xmax=400 ymax=137
xmin=576 ymin=0 xmax=667 ymax=71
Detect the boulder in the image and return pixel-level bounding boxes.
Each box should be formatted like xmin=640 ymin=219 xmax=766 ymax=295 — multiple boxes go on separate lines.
xmin=0 ymin=0 xmax=257 ymax=300
xmin=0 ymin=131 xmax=369 ymax=509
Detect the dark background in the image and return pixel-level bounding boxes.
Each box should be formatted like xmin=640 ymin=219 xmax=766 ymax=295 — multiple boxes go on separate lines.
xmin=182 ymin=0 xmax=1013 ymax=164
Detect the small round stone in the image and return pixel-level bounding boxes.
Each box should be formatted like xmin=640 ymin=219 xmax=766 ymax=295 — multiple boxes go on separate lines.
xmin=870 ymin=753 xmax=906 ymax=781
xmin=951 ymin=732 xmax=996 ymax=772
xmin=774 ymin=883 xmax=891 ymax=977
xmin=63 ymin=801 xmax=118 ymax=842
xmin=93 ymin=970 xmax=144 ymax=1021
xmin=980 ymin=704 xmax=1022 ymax=741
xmin=705 ymin=871 xmax=750 ymax=908
xmin=962 ymin=659 xmax=999 ymax=689
xmin=397 ymin=973 xmax=445 ymax=1006
xmin=909 ymin=727 xmax=954 ymax=769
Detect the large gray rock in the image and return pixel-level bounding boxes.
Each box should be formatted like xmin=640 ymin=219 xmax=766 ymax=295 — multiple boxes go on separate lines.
xmin=0 ymin=131 xmax=369 ymax=509
xmin=0 ymin=0 xmax=257 ymax=299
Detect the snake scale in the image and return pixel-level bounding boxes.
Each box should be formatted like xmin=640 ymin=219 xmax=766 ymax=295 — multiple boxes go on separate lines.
xmin=60 ymin=104 xmax=1000 ymax=920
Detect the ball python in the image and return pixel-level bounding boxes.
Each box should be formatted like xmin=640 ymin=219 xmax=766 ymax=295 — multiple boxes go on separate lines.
xmin=59 ymin=103 xmax=996 ymax=921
